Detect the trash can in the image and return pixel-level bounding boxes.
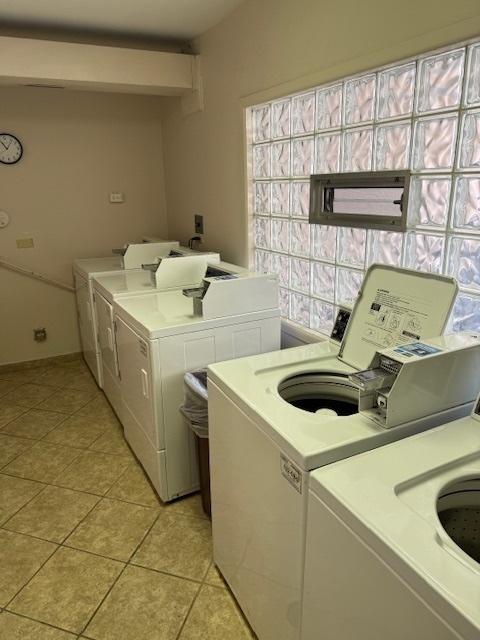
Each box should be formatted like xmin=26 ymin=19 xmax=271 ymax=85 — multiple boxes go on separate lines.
xmin=180 ymin=369 xmax=211 ymax=517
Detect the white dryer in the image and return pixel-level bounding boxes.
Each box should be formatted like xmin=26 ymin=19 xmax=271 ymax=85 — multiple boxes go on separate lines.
xmin=207 ymin=265 xmax=479 ymax=640
xmin=92 ymin=253 xmax=221 ymax=420
xmin=114 ymin=265 xmax=281 ymax=502
xmin=73 ymin=241 xmax=179 ymax=386
xmin=302 ymin=390 xmax=480 ymax=640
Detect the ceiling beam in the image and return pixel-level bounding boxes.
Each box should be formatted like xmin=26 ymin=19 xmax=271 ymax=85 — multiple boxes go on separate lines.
xmin=0 ymin=36 xmax=194 ymax=95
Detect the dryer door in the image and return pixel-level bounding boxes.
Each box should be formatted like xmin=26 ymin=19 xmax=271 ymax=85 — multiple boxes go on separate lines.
xmin=95 ymin=292 xmax=119 ymax=379
xmin=74 ymin=273 xmax=97 ymax=377
xmin=115 ymin=316 xmax=158 ymax=448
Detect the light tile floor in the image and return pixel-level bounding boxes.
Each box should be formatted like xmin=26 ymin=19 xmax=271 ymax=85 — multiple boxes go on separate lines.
xmin=0 ymin=357 xmax=255 ymax=639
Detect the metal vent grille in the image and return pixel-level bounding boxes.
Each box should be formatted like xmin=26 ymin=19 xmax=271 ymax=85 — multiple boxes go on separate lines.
xmin=379 ymin=357 xmax=402 ymax=375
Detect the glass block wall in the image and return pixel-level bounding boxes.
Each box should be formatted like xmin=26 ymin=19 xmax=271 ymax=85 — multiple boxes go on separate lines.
xmin=250 ymin=41 xmax=480 ymax=336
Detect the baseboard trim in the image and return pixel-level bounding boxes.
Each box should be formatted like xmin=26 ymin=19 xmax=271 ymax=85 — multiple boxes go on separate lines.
xmin=0 ymin=351 xmax=83 ymax=373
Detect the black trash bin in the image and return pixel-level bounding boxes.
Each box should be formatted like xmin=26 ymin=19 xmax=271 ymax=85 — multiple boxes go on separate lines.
xmin=180 ymin=369 xmax=211 ymax=517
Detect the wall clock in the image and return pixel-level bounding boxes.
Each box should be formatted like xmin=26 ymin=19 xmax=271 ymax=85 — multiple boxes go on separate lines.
xmin=0 ymin=133 xmax=23 ymax=165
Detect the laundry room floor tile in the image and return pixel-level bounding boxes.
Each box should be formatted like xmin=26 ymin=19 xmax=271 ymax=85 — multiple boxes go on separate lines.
xmin=4 ymin=485 xmax=99 ymax=543
xmin=0 ymin=402 xmax=28 ymax=428
xmin=77 ymin=396 xmax=117 ymax=420
xmin=0 ymin=379 xmax=20 ymax=398
xmin=132 ymin=512 xmax=212 ymax=581
xmin=168 ymin=493 xmax=208 ymax=520
xmin=89 ymin=427 xmax=132 ymax=456
xmin=179 ymin=584 xmax=254 ymax=639
xmin=37 ymin=389 xmax=95 ymax=414
xmin=65 ymin=497 xmax=158 ymax=561
xmin=37 ymin=368 xmax=78 ymax=389
xmin=8 ymin=547 xmax=124 ymax=634
xmin=0 ymin=361 xmax=255 ymax=639
xmin=2 ymin=442 xmax=81 ymax=483
xmin=204 ymin=562 xmax=227 ymax=588
xmin=1 ymin=409 xmax=66 ymax=440
xmin=0 ymin=434 xmax=34 ymax=469
xmin=85 ymin=565 xmax=198 ymax=640
xmin=2 ymin=384 xmax=58 ymax=409
xmin=0 ymin=611 xmax=76 ymax=639
xmin=54 ymin=450 xmax=130 ymax=495
xmin=106 ymin=461 xmax=162 ymax=508
xmin=0 ymin=474 xmax=45 ymax=526
xmin=44 ymin=414 xmax=113 ymax=449
xmin=0 ymin=529 xmax=57 ymax=607
xmin=0 ymin=368 xmax=50 ymax=385
xmin=64 ymin=371 xmax=100 ymax=394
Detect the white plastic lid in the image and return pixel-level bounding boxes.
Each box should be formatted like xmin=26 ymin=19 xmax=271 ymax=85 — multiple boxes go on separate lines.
xmin=338 ymin=265 xmax=458 ymax=370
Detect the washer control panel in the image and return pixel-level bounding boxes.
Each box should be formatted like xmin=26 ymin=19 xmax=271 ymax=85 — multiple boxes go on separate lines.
xmin=330 ymin=308 xmax=351 ymax=342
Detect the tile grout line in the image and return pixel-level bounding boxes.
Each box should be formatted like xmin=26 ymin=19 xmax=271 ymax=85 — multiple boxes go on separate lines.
xmin=1 ymin=482 xmax=51 ymax=530
xmin=0 ymin=608 xmax=80 ymax=637
xmin=174 ymin=581 xmax=203 ymax=640
xmin=76 ymin=491 xmax=166 ymax=637
xmin=1 ymin=373 xmax=218 ymax=637
xmin=0 ymin=466 xmax=208 ymax=521
xmin=3 ymin=539 xmax=60 ymax=612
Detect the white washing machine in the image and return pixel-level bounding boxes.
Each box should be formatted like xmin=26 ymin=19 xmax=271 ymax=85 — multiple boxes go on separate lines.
xmin=207 ymin=265 xmax=480 ymax=640
xmin=114 ymin=265 xmax=281 ymax=502
xmin=73 ymin=241 xmax=179 ymax=386
xmin=92 ymin=253 xmax=221 ymax=420
xmin=302 ymin=391 xmax=480 ymax=640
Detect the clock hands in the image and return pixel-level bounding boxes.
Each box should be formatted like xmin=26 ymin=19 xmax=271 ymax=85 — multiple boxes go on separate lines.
xmin=0 ymin=137 xmax=12 ymax=150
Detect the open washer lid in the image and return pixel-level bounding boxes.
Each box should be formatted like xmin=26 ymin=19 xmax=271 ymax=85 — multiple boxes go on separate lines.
xmin=338 ymin=264 xmax=458 ymax=370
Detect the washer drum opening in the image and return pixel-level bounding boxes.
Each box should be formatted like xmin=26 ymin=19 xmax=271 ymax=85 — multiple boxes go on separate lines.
xmin=437 ymin=478 xmax=480 ymax=565
xmin=277 ymin=372 xmax=359 ymax=416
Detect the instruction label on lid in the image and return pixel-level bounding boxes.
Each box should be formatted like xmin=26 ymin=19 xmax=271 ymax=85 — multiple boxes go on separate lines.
xmin=362 ymin=288 xmax=433 ymax=351
xmin=339 ymin=266 xmax=457 ymax=371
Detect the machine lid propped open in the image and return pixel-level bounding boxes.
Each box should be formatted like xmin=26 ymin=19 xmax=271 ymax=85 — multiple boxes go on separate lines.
xmin=338 ymin=264 xmax=458 ymax=370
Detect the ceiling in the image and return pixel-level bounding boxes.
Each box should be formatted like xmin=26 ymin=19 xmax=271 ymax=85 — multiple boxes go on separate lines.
xmin=0 ymin=0 xmax=245 ymax=42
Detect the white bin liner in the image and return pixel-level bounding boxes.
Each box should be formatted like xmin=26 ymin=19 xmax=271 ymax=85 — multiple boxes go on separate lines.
xmin=180 ymin=369 xmax=209 ymax=439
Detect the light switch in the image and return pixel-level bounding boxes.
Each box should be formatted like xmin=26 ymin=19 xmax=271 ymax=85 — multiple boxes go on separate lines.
xmin=110 ymin=192 xmax=125 ymax=203
xmin=16 ymin=237 xmax=34 ymax=249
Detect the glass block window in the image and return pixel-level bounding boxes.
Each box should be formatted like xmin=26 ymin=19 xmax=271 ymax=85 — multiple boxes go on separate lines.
xmin=250 ymin=40 xmax=480 ymax=336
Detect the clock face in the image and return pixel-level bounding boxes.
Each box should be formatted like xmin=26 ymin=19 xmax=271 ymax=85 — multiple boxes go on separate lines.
xmin=0 ymin=133 xmax=23 ymax=165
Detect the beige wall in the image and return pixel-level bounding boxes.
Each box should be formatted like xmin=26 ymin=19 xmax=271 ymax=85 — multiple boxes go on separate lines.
xmin=0 ymin=87 xmax=168 ymax=365
xmin=161 ymin=0 xmax=480 ymax=266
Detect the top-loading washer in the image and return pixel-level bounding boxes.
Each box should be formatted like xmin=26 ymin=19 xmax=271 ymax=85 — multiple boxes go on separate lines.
xmin=73 ymin=240 xmax=179 ymax=385
xmin=302 ymin=386 xmax=480 ymax=640
xmin=92 ymin=252 xmax=221 ymax=419
xmin=207 ymin=264 xmax=480 ymax=640
xmin=113 ymin=264 xmax=281 ymax=502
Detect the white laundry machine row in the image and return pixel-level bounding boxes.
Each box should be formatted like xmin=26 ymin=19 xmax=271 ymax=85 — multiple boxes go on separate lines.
xmin=73 ymin=241 xmax=209 ymax=386
xmin=73 ymin=241 xmax=179 ymax=385
xmin=302 ymin=392 xmax=480 ymax=640
xmin=92 ymin=252 xmax=221 ymax=420
xmin=113 ymin=265 xmax=281 ymax=502
xmin=207 ymin=265 xmax=480 ymax=640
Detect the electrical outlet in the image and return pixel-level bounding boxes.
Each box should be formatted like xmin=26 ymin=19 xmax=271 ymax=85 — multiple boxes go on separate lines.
xmin=110 ymin=192 xmax=125 ymax=203
xmin=16 ymin=237 xmax=34 ymax=249
xmin=194 ymin=214 xmax=204 ymax=234
xmin=33 ymin=327 xmax=47 ymax=342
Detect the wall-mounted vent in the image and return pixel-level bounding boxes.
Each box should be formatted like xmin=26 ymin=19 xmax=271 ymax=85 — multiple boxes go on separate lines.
xmin=23 ymin=84 xmax=66 ymax=89
xmin=309 ymin=170 xmax=411 ymax=232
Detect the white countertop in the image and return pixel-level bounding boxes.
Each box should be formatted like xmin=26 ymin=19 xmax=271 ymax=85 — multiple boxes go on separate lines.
xmin=93 ymin=271 xmax=155 ymax=302
xmin=114 ymin=289 xmax=278 ymax=340
xmin=73 ymin=256 xmax=124 ymax=279
xmin=207 ymin=340 xmax=469 ymax=471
